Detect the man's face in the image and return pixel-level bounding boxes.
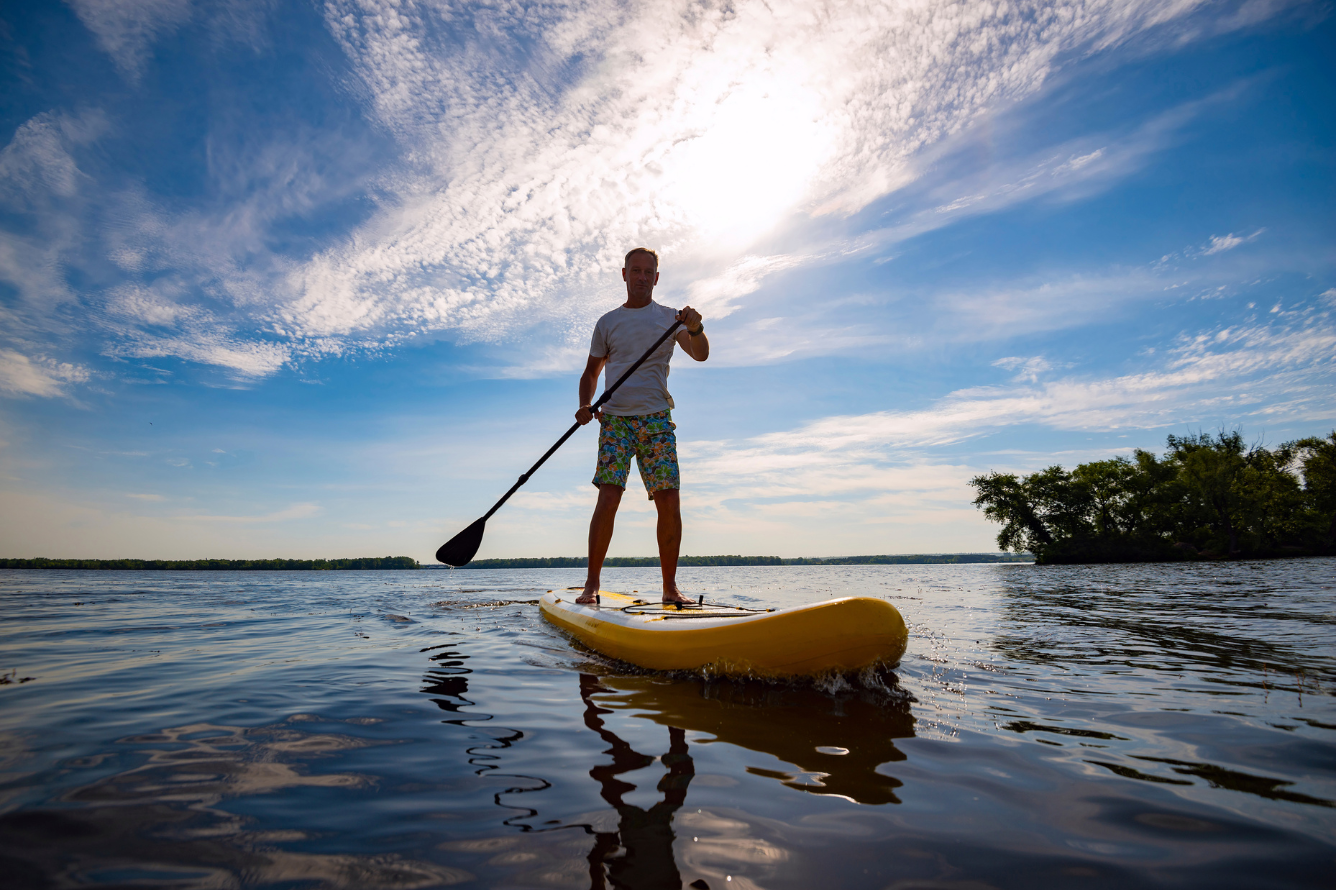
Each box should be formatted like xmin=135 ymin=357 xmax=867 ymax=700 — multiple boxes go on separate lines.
xmin=622 ymin=254 xmax=659 ymax=299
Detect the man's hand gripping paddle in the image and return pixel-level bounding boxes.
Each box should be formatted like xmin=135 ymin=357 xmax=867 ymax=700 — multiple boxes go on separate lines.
xmin=436 ymin=319 xmax=684 ymax=566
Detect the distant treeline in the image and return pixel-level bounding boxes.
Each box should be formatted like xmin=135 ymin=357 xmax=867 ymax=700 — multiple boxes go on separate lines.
xmin=454 ymin=553 xmax=1032 ymax=569
xmin=971 ymin=431 xmax=1336 ymax=565
xmin=0 ymin=556 xmax=421 ymax=570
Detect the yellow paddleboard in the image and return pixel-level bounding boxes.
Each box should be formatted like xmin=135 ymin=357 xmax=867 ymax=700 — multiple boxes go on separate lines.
xmin=539 ymin=589 xmax=907 ymax=677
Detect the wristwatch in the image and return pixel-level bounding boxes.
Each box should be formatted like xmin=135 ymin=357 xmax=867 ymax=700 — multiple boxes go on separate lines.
xmin=688 ymin=323 xmax=705 ymax=336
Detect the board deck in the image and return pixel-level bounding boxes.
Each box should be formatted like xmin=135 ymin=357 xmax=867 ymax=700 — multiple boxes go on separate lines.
xmin=539 ymin=588 xmax=907 ymax=676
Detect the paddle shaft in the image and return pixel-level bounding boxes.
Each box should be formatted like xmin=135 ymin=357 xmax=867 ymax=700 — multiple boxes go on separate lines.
xmin=479 ymin=319 xmax=684 ymax=522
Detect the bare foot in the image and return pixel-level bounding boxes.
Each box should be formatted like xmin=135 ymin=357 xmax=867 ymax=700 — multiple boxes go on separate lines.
xmin=662 ymin=588 xmax=693 ymax=605
xmin=575 ymin=588 xmax=599 ymax=605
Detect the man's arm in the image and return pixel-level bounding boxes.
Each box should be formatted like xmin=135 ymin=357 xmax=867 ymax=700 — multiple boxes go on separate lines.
xmin=575 ymin=354 xmax=607 ymax=425
xmin=674 ymin=305 xmax=709 ymax=361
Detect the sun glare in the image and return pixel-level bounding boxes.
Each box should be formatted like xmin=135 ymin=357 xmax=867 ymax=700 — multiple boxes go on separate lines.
xmin=661 ymin=77 xmax=834 ymax=249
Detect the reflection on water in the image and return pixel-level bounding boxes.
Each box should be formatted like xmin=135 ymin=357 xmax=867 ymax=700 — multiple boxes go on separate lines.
xmin=0 ymin=562 xmax=1333 ymax=888
xmin=561 ymin=671 xmax=916 ymax=887
xmin=593 ymin=672 xmax=914 ymax=806
xmin=580 ymin=673 xmax=695 ymax=889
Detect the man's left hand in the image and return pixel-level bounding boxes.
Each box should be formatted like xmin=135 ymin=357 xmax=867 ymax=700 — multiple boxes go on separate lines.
xmin=676 ymin=305 xmax=703 ymax=332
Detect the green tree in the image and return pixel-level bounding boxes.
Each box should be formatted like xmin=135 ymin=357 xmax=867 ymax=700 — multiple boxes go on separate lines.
xmin=1071 ymin=457 xmax=1137 ymax=537
xmin=1234 ymin=443 xmax=1306 ymax=552
xmin=970 ymin=470 xmax=1057 ymax=557
xmin=971 ymin=430 xmax=1329 ymax=564
xmin=1166 ymin=432 xmax=1250 ymax=554
xmin=1294 ymin=432 xmax=1336 ymax=551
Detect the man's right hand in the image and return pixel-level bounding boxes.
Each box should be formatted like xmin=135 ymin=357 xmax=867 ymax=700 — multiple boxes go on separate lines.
xmin=575 ymin=405 xmax=600 ymax=425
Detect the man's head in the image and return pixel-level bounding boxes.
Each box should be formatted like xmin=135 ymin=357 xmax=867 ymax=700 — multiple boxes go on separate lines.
xmin=623 ymin=247 xmax=658 ymax=270
xmin=621 ymin=247 xmax=659 ymax=305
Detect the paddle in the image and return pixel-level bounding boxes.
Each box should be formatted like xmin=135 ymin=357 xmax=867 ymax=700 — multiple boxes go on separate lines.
xmin=436 ymin=318 xmax=684 ymax=566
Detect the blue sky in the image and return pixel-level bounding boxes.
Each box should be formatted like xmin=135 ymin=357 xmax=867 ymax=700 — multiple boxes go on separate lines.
xmin=1 ymin=0 xmax=1332 ymax=562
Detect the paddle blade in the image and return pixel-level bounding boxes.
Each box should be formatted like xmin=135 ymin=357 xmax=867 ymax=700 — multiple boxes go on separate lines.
xmin=436 ymin=517 xmax=486 ymax=566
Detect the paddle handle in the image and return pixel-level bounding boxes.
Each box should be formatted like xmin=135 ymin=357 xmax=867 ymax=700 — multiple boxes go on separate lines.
xmin=480 ymin=318 xmax=684 ymax=521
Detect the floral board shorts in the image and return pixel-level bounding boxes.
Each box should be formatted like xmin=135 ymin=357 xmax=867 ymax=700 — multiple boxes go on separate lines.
xmin=593 ymin=410 xmax=680 ymax=499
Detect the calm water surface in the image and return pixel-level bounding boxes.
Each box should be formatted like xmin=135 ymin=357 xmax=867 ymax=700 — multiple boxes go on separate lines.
xmin=1 ymin=561 xmax=1333 ymax=889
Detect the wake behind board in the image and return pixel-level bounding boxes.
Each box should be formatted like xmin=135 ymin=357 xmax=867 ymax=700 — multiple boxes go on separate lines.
xmin=539 ymin=589 xmax=907 ymax=676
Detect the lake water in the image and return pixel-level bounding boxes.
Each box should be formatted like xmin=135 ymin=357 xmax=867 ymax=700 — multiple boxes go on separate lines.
xmin=1 ymin=561 xmax=1333 ymax=889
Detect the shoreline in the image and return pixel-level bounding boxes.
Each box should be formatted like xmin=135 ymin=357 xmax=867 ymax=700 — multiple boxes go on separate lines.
xmin=1 ymin=553 xmax=1033 ymax=570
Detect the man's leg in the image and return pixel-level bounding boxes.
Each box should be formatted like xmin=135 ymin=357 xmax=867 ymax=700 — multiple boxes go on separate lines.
xmin=653 ymin=488 xmax=689 ymax=603
xmin=634 ymin=411 xmax=687 ymax=604
xmin=579 ymin=484 xmax=623 ymax=604
xmin=582 ymin=414 xmax=633 ymax=605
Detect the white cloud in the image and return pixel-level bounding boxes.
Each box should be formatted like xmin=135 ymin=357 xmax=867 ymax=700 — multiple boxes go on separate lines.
xmin=687 ymin=255 xmax=809 ymax=319
xmin=10 ymin=1 xmax=1297 ymax=384
xmin=110 ymin=331 xmax=291 ymax=379
xmin=0 ymin=110 xmax=106 ymax=200
xmin=283 ymin=0 xmax=1224 ymax=352
xmin=992 ymin=356 xmax=1054 ymax=383
xmin=1202 ymin=228 xmax=1265 ymax=255
xmin=0 ymin=110 xmax=109 ymax=331
xmin=0 ymin=101 xmax=388 ymax=378
xmin=66 ymin=0 xmax=193 ymax=80
xmin=100 ymin=280 xmax=294 ymax=379
xmin=926 ymin=142 xmax=1118 ymax=217
xmin=106 ymin=281 xmax=199 ymax=327
xmin=1204 ymin=233 xmax=1246 ymax=254
xmin=0 ymin=349 xmax=92 ymax=398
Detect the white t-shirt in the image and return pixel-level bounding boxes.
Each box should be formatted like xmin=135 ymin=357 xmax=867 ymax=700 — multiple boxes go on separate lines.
xmin=589 ymin=300 xmax=679 ymax=416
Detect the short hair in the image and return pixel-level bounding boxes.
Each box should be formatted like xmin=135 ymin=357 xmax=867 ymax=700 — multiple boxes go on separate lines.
xmin=623 ymin=247 xmax=659 ymax=269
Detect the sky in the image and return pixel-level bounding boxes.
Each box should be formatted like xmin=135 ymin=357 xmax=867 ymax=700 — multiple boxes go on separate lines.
xmin=0 ymin=0 xmax=1333 ymax=562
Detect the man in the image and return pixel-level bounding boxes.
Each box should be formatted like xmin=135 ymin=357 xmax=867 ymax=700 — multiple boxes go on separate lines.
xmin=573 ymin=248 xmax=709 ymax=605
